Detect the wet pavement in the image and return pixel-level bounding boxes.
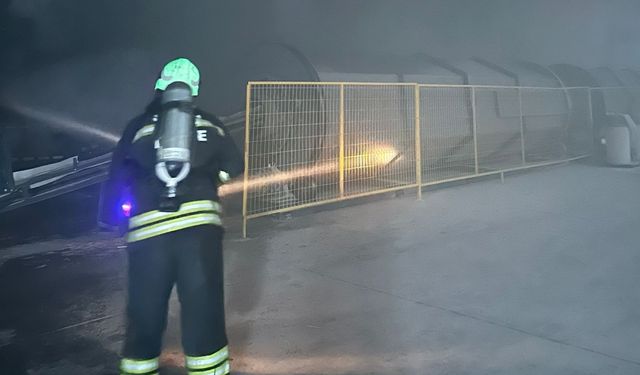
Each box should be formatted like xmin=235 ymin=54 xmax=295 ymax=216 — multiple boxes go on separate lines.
xmin=0 ymin=187 xmax=125 ymax=374
xmin=1 ymin=163 xmax=640 ymax=374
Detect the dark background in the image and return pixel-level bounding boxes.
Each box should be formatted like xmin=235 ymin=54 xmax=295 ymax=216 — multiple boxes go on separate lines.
xmin=1 ymin=0 xmax=640 ymax=139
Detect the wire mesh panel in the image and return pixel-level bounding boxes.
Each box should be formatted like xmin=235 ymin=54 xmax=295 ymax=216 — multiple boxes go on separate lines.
xmin=243 ymin=82 xmax=595 ymax=233
xmin=420 ymin=86 xmax=475 ymax=182
xmin=475 ymin=87 xmax=524 ymax=171
xmin=521 ymin=88 xmax=571 ymax=163
xmin=564 ymin=87 xmax=594 ymax=157
xmin=343 ymin=84 xmax=416 ymax=195
xmin=245 ymin=84 xmax=340 ymax=217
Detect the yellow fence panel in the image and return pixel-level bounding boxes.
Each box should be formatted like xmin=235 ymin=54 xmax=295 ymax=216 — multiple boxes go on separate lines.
xmin=242 ymin=82 xmax=596 ymax=236
xmin=244 ymin=83 xmax=341 ymax=220
xmin=343 ymin=84 xmax=417 ymax=196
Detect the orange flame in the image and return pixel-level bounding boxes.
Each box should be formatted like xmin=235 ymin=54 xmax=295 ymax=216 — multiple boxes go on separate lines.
xmin=219 ymin=145 xmax=399 ymax=196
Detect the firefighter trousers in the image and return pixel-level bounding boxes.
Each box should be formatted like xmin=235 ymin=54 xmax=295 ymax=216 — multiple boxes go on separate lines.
xmin=120 ymin=225 xmax=229 ymax=375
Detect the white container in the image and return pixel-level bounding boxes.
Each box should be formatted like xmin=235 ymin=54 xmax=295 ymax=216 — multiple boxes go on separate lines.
xmin=605 ymin=126 xmax=632 ymax=166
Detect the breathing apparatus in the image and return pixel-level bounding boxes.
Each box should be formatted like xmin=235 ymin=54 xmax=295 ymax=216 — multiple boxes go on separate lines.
xmin=153 ymin=58 xmax=200 ymax=211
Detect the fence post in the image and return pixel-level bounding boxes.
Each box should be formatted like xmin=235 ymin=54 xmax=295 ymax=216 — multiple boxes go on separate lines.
xmin=519 ymin=87 xmax=526 ymax=165
xmin=587 ymin=88 xmax=595 ymax=157
xmin=414 ymin=84 xmax=422 ymax=200
xmin=587 ymin=88 xmax=594 ymax=132
xmin=339 ymin=84 xmax=346 ymax=197
xmin=471 ymin=87 xmax=479 ymax=175
xmin=242 ymin=83 xmax=252 ymax=238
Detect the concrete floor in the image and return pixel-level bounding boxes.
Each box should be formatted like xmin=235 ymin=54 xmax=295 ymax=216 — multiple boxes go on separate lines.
xmin=1 ymin=162 xmax=640 ymax=374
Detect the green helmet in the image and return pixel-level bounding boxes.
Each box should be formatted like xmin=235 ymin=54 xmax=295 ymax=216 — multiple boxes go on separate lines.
xmin=155 ymin=58 xmax=200 ymax=96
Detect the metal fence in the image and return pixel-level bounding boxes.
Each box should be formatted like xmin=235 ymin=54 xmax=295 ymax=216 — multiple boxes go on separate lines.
xmin=419 ymin=86 xmax=593 ymax=184
xmin=242 ymin=82 xmax=595 ymax=236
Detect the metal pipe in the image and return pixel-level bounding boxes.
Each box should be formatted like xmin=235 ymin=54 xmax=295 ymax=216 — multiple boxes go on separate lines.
xmin=519 ymin=88 xmax=526 ymax=165
xmin=339 ymin=84 xmax=345 ymax=197
xmin=471 ymin=87 xmax=479 ymax=174
xmin=414 ymin=84 xmax=422 ymax=200
xmin=247 ymin=81 xmax=611 ymax=90
xmin=242 ymin=83 xmax=252 ymax=238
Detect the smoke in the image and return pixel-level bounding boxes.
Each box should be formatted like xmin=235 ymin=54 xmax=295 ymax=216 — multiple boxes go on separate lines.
xmin=268 ymin=0 xmax=640 ymax=67
xmin=2 ymin=0 xmax=640 ymax=142
xmin=6 ymin=0 xmax=140 ymax=55
xmin=8 ymin=0 xmax=640 ymax=71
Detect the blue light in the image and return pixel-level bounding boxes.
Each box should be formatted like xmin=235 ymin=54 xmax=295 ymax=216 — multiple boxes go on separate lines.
xmin=121 ymin=201 xmax=132 ymax=217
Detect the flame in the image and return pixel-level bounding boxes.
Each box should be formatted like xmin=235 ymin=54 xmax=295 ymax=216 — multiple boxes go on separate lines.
xmin=346 ymin=144 xmax=400 ymax=170
xmin=219 ymin=162 xmax=335 ymax=196
xmin=219 ymin=145 xmax=400 ymax=196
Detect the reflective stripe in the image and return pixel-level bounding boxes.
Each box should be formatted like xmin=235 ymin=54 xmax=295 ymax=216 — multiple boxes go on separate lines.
xmin=133 ymin=124 xmax=156 ymax=143
xmin=185 ymin=346 xmax=229 ymax=370
xmin=219 ymin=361 xmax=230 ymax=375
xmin=195 ymin=118 xmax=225 ymax=136
xmin=129 ymin=200 xmax=221 ymax=229
xmin=120 ymin=357 xmax=159 ymax=374
xmin=127 ymin=213 xmax=221 ymax=243
xmin=187 ymin=360 xmax=230 ymax=375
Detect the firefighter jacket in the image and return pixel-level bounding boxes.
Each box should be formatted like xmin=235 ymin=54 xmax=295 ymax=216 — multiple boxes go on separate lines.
xmin=99 ymin=109 xmax=243 ymax=242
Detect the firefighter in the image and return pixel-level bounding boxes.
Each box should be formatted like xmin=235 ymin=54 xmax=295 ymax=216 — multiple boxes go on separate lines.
xmin=99 ymin=58 xmax=243 ymax=375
